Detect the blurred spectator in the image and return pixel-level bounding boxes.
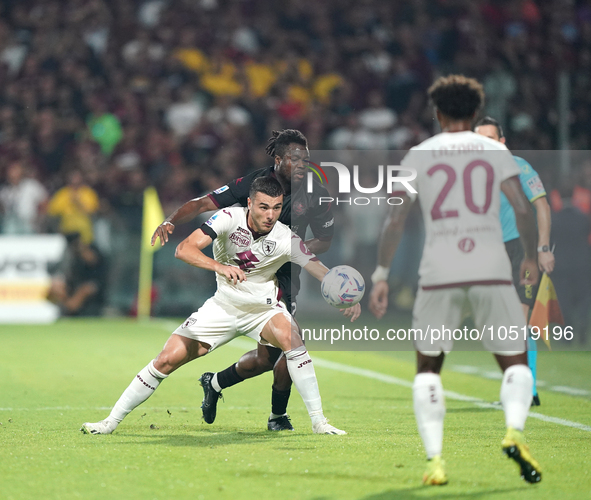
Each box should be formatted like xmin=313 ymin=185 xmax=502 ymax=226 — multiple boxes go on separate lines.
xmin=483 ymin=59 xmax=518 ymax=132
xmin=550 ymin=162 xmax=591 ymax=216
xmin=206 ymin=95 xmax=251 ymax=128
xmin=0 ymin=161 xmax=48 ymax=234
xmin=86 ymin=94 xmax=123 ymax=156
xmin=551 ymin=185 xmax=591 ymax=345
xmin=47 ymin=170 xmax=99 ymax=244
xmin=327 ymin=114 xmax=376 ymax=150
xmin=109 ymin=168 xmax=148 ymax=234
xmin=0 ymin=0 xmax=589 ymax=318
xmin=357 ymin=90 xmax=398 ymax=149
xmin=165 ymin=84 xmax=205 ymax=137
xmin=47 ymin=232 xmax=106 ymax=316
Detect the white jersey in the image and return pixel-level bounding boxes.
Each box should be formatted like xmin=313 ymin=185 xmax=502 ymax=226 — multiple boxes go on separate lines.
xmin=201 ymin=206 xmax=317 ymax=307
xmin=401 ymin=131 xmax=520 ymax=288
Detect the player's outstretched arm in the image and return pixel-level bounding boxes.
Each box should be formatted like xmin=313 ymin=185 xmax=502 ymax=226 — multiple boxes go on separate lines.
xmin=303 ymin=259 xmax=330 ymax=281
xmin=303 ymin=238 xmax=332 ymax=255
xmin=151 ymin=196 xmax=218 ymax=247
xmin=532 ymin=196 xmax=554 ymax=274
xmin=502 ymin=176 xmax=539 ymax=285
xmin=303 ymin=260 xmax=361 ymax=322
xmin=175 ymin=228 xmax=246 ymax=284
xmin=369 ymin=195 xmax=412 ymax=319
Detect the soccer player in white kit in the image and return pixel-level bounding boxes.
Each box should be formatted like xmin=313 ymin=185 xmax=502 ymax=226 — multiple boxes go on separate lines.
xmin=369 ymin=75 xmax=542 ymax=484
xmin=81 ymin=177 xmax=354 ymax=435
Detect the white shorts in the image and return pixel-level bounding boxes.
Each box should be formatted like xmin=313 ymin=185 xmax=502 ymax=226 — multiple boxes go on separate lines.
xmin=412 ymin=285 xmax=527 ymax=356
xmin=172 ymin=296 xmax=292 ymax=352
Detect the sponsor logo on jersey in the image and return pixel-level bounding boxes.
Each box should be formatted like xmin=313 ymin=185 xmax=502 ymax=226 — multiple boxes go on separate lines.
xmin=213 ymin=185 xmax=229 ymax=194
xmin=262 ymin=239 xmax=276 ymax=255
xmin=458 ymin=237 xmax=475 ymax=253
xmin=229 ymin=231 xmax=251 ymax=247
xmin=323 ymin=218 xmax=334 ymax=228
xmin=520 ymin=163 xmax=532 ymax=174
xmin=526 ymin=176 xmax=544 ymax=196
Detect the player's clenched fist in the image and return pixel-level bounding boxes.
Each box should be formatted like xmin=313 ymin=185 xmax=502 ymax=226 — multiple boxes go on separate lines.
xmin=151 ymin=221 xmax=175 ymax=246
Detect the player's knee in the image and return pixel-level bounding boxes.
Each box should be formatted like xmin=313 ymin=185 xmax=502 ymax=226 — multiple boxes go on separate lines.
xmin=238 ymin=355 xmax=273 ymax=375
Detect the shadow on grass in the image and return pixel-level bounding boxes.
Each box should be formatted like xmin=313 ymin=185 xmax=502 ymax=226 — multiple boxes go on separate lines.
xmin=112 ymin=427 xmax=293 ymax=448
xmin=446 ymin=407 xmax=496 ymax=414
xmin=354 ymin=486 xmax=528 ymax=500
xmin=232 ymin=467 xmax=408 ymax=486
xmin=230 ymin=469 xmax=529 ymax=500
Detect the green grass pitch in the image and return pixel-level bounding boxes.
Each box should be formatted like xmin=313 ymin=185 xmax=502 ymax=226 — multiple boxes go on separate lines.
xmin=2 ymin=318 xmax=590 ymax=500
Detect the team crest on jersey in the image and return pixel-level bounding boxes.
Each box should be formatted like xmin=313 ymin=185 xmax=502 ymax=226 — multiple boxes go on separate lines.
xmin=262 ymin=239 xmax=276 ymax=255
xmin=293 ymin=202 xmax=305 ymax=216
xmin=458 ymin=237 xmax=475 ymax=253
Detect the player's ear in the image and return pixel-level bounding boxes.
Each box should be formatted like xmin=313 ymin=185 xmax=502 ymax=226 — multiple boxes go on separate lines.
xmin=435 ymin=108 xmax=443 ymax=126
xmin=500 ymin=137 xmax=506 ymax=144
xmin=247 ymin=197 xmax=252 ymax=209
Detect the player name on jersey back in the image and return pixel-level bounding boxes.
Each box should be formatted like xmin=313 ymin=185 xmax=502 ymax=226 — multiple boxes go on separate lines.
xmin=401 ymin=131 xmax=520 ymax=288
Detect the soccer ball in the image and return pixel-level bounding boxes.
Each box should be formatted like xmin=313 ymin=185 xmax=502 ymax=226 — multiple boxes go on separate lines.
xmin=321 ymin=265 xmax=365 ymax=309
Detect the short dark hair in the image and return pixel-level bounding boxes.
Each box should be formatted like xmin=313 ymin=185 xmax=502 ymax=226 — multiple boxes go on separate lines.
xmin=249 ymin=176 xmax=285 ymax=200
xmin=474 ymin=116 xmax=504 ymax=138
xmin=265 ymin=129 xmax=308 ymax=158
xmin=428 ymin=75 xmax=485 ymax=120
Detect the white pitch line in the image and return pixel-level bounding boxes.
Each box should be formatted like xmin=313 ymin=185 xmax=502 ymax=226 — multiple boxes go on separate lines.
xmin=40 ymin=321 xmax=583 ymax=434
xmin=311 ymin=358 xmax=591 ymax=433
xmin=0 ymin=406 xmax=203 ymax=412
xmin=193 ymin=334 xmax=591 ymax=432
xmin=451 ymin=364 xmax=591 ymax=398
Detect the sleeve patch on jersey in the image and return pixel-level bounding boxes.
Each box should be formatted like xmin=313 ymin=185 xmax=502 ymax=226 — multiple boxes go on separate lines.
xmin=323 ymin=218 xmax=334 ymax=228
xmin=213 ymin=185 xmax=229 ymax=194
xmin=205 ymin=213 xmax=218 ymax=226
xmin=526 ymin=176 xmax=545 ymax=197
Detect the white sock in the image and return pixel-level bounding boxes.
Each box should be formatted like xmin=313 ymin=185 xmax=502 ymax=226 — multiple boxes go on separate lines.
xmin=211 ymin=373 xmax=222 ymax=393
xmin=500 ymin=364 xmax=533 ymax=431
xmin=108 ymin=360 xmax=168 ymax=423
xmin=413 ymin=373 xmax=446 ymax=459
xmin=285 ymin=347 xmax=324 ymax=425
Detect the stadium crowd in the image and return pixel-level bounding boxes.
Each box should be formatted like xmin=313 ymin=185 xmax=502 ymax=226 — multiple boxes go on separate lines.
xmin=0 ymin=0 xmax=590 ymax=322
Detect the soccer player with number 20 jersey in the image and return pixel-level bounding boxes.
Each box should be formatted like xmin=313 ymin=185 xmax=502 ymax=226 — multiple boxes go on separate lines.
xmin=369 ymin=75 xmax=543 ymax=485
